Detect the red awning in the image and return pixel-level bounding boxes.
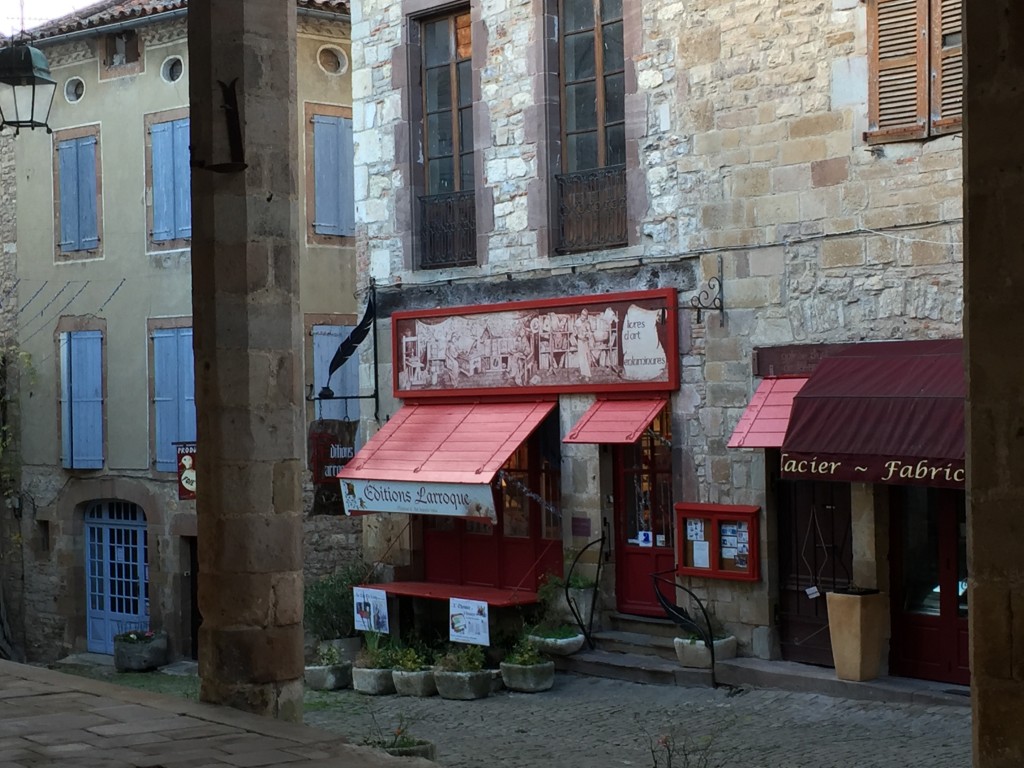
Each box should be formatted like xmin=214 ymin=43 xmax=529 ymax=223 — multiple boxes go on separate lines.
xmin=368 ymin=581 xmax=538 ymax=607
xmin=563 ymin=397 xmax=667 ymax=444
xmin=727 ymin=377 xmax=808 ymax=449
xmin=340 ymin=401 xmax=555 ymax=484
xmin=781 ymin=339 xmax=965 ymax=487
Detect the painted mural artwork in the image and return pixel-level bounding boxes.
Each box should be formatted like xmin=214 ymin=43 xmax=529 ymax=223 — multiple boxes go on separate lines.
xmin=395 ymin=295 xmax=672 ymax=394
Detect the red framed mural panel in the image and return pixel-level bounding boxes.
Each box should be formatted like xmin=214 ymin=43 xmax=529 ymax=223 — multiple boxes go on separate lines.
xmin=392 ymin=289 xmax=679 ymax=399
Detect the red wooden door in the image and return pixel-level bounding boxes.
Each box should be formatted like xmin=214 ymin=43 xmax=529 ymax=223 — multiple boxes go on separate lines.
xmin=613 ymin=406 xmax=674 ymax=616
xmin=777 ymin=480 xmax=853 ymax=666
xmin=890 ymin=487 xmax=969 ymax=686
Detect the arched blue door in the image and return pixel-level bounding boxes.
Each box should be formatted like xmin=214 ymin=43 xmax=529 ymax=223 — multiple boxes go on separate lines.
xmin=85 ymin=501 xmax=149 ymax=654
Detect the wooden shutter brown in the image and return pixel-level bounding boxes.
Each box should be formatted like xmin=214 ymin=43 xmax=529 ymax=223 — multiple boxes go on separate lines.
xmin=867 ymin=0 xmax=928 ymax=142
xmin=930 ymin=0 xmax=963 ymax=134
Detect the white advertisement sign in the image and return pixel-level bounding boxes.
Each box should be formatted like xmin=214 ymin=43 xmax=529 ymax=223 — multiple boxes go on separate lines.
xmin=353 ymin=587 xmax=390 ymax=634
xmin=340 ymin=478 xmax=497 ymax=522
xmin=449 ymin=597 xmax=490 ymax=646
xmin=621 ymin=305 xmax=668 ymax=381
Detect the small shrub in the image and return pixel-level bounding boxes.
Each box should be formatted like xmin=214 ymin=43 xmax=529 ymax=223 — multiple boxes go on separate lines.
xmin=392 ymin=646 xmax=430 ymax=672
xmin=356 ymin=632 xmax=399 ymax=669
xmin=316 ymin=644 xmax=342 ymax=666
xmin=505 ymin=637 xmax=543 ymax=666
xmin=304 ymin=563 xmax=377 ymax=641
xmin=436 ymin=644 xmax=485 ymax=672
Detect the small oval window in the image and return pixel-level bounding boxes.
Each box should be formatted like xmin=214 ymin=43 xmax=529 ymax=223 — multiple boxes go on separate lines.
xmin=161 ymin=56 xmax=184 ymax=83
xmin=317 ymin=45 xmax=348 ymax=76
xmin=64 ymin=77 xmax=85 ymax=104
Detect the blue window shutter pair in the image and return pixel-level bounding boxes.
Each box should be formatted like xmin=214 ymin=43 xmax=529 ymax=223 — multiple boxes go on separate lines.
xmin=152 ymin=327 xmax=196 ymax=471
xmin=58 ymin=136 xmax=99 ymax=252
xmin=312 ymin=325 xmax=358 ymax=421
xmin=312 ymin=115 xmax=354 ymax=236
xmin=151 ymin=118 xmax=192 ymax=242
xmin=60 ymin=330 xmax=104 ymax=469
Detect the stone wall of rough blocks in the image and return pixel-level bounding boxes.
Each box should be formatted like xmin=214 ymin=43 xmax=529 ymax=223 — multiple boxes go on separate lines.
xmin=351 ymin=0 xmax=963 ymax=653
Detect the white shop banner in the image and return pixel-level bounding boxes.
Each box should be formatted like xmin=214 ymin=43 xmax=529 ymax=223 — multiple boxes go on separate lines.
xmin=449 ymin=597 xmax=490 ymax=646
xmin=340 ymin=478 xmax=496 ymax=522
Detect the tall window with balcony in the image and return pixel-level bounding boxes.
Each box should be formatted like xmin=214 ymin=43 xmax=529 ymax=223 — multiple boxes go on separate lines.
xmin=557 ymin=0 xmax=626 ymax=253
xmin=419 ymin=11 xmax=475 ymax=269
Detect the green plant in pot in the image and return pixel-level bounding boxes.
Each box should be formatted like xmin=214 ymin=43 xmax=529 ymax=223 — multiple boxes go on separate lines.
xmin=304 ymin=642 xmax=353 ymax=691
xmin=433 ymin=644 xmax=492 ymax=700
xmin=363 ymin=712 xmax=436 ymax=760
xmin=500 ymin=636 xmax=555 ymax=693
xmin=391 ymin=645 xmax=437 ymax=697
xmin=527 ymin=573 xmax=589 ymax=656
xmin=304 ymin=563 xmax=376 ymax=664
xmin=113 ymin=627 xmax=169 ymax=672
xmin=352 ymin=632 xmax=398 ymax=695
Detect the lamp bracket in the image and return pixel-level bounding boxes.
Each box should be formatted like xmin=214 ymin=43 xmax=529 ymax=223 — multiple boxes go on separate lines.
xmin=690 ymin=255 xmax=725 ymax=326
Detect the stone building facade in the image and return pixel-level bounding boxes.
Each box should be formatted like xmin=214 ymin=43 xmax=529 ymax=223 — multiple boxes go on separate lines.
xmin=347 ymin=0 xmax=964 ymax=684
xmin=4 ymin=0 xmax=360 ymax=662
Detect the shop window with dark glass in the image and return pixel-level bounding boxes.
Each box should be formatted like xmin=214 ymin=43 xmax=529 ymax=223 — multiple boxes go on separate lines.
xmin=418 ymin=10 xmax=476 ymax=269
xmin=557 ymin=0 xmax=627 ymax=253
xmin=621 ymin=406 xmax=673 ymax=549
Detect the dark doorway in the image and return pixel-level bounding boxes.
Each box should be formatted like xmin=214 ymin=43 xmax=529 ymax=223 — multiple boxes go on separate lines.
xmin=889 ymin=487 xmax=969 ymax=685
xmin=777 ymin=480 xmax=853 ymax=666
xmin=186 ymin=536 xmax=200 ymax=660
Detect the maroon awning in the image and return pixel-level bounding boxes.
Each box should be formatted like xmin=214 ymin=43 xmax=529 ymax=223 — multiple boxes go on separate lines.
xmin=781 ymin=339 xmax=965 ymax=487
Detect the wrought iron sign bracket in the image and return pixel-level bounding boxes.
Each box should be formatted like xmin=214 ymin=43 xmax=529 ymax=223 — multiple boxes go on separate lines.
xmin=690 ymin=255 xmax=724 ymax=326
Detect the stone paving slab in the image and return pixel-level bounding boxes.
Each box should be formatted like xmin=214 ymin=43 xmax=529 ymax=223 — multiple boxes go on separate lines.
xmin=0 ymin=660 xmax=433 ymax=768
xmin=304 ymin=672 xmax=972 ymax=768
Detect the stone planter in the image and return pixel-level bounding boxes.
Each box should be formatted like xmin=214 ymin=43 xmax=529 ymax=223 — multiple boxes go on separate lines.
xmin=527 ymin=633 xmax=586 ymax=656
xmin=320 ymin=636 xmax=363 ymax=664
xmin=352 ymin=667 xmax=396 ymax=695
xmin=826 ymin=590 xmax=889 ymax=681
xmin=500 ymin=661 xmax=555 ymax=693
xmin=673 ymin=635 xmax=737 ymax=669
xmin=392 ymin=668 xmax=437 ymax=697
xmin=380 ymin=740 xmax=436 ymax=760
xmin=113 ymin=632 xmax=169 ymax=672
xmin=304 ymin=662 xmax=352 ymax=691
xmin=433 ymin=669 xmax=492 ymax=700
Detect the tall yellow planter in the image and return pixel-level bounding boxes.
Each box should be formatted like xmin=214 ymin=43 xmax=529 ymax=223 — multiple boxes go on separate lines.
xmin=825 ymin=590 xmax=889 ymax=681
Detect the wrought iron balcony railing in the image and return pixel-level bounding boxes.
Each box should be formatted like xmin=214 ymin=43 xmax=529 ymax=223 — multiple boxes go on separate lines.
xmin=419 ymin=190 xmax=477 ymax=269
xmin=556 ymin=164 xmax=627 ymax=253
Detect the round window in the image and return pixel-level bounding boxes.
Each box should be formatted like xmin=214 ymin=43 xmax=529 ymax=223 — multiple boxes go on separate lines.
xmin=64 ymin=77 xmax=85 ymax=104
xmin=317 ymin=45 xmax=349 ymax=76
xmin=161 ymin=56 xmax=184 ymax=83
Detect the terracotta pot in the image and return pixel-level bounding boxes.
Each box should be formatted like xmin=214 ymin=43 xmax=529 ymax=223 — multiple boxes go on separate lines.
xmin=392 ymin=668 xmax=437 ymax=697
xmin=500 ymin=661 xmax=555 ymax=693
xmin=433 ymin=669 xmax=492 ymax=700
xmin=825 ymin=590 xmax=889 ymax=681
xmin=352 ymin=667 xmax=396 ymax=695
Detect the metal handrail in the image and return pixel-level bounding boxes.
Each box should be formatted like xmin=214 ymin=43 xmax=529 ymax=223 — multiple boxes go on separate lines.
xmin=564 ymin=533 xmax=605 ymax=649
xmin=651 ymin=568 xmax=718 ymax=687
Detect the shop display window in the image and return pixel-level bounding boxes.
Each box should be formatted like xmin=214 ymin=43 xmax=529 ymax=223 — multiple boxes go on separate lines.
xmin=676 ymin=503 xmax=760 ymax=582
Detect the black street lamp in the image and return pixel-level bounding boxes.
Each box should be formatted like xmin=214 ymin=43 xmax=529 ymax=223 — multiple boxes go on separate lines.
xmin=0 ymin=41 xmax=56 ymax=135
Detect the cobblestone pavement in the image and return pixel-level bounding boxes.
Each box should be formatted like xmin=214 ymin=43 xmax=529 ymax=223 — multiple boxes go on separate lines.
xmin=305 ymin=674 xmax=972 ymax=768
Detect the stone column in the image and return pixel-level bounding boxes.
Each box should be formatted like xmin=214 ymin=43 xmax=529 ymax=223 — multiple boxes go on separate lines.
xmin=965 ymin=3 xmax=1024 ymax=764
xmin=188 ymin=1 xmax=304 ymax=720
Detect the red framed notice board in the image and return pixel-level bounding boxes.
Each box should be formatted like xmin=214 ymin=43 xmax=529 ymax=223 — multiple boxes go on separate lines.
xmin=676 ymin=503 xmax=760 ymax=582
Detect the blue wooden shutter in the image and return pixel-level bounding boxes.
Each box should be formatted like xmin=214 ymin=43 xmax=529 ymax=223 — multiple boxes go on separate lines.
xmin=177 ymin=327 xmax=196 ymax=444
xmin=63 ymin=330 xmax=104 ymax=469
xmin=152 ymin=327 xmax=195 ymax=471
xmin=313 ymin=116 xmax=354 ymax=237
xmin=338 ymin=117 xmax=354 ymax=236
xmin=151 ymin=122 xmax=175 ymax=242
xmin=313 ymin=325 xmax=360 ymax=420
xmin=58 ymin=140 xmax=80 ymax=250
xmin=172 ymin=118 xmax=192 ymax=238
xmin=76 ymin=137 xmax=99 ymax=250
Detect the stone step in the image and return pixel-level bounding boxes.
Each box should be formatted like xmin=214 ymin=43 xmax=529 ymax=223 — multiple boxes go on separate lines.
xmin=606 ymin=611 xmax=681 ymax=639
xmin=554 ymin=649 xmax=712 ymax=688
xmin=593 ymin=629 xmax=678 ymax=661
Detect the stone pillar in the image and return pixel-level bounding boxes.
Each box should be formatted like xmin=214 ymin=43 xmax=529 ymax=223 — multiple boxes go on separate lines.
xmin=188 ymin=1 xmax=304 ymax=721
xmin=965 ymin=3 xmax=1024 ymax=764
